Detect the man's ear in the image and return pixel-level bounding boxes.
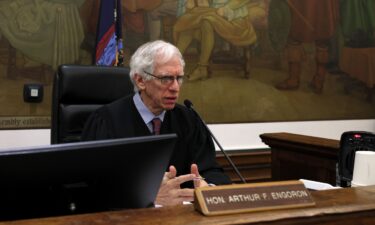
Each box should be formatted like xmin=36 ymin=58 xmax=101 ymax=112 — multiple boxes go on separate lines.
xmin=134 ymin=74 xmax=146 ymax=91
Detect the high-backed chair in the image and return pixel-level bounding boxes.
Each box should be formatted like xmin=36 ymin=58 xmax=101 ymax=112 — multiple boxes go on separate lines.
xmin=51 ymin=64 xmax=134 ymax=144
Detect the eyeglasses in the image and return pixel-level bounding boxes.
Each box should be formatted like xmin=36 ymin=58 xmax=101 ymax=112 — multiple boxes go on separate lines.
xmin=143 ymin=70 xmax=184 ymax=85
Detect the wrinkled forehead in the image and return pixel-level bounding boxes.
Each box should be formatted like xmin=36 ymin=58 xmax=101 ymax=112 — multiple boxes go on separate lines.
xmin=154 ymin=49 xmax=179 ymax=64
xmin=153 ymin=53 xmax=183 ymax=71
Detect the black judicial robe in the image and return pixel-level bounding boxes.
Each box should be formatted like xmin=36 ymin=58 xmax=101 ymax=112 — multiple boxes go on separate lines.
xmin=82 ymin=95 xmax=231 ymax=187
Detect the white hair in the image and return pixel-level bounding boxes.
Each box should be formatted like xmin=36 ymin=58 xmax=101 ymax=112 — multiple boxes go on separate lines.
xmin=129 ymin=40 xmax=185 ymax=92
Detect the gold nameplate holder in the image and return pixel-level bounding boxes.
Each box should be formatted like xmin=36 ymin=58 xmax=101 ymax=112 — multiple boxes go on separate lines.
xmin=194 ymin=180 xmax=315 ymax=216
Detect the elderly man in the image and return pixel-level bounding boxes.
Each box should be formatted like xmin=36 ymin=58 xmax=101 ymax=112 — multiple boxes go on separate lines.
xmin=82 ymin=40 xmax=231 ymax=206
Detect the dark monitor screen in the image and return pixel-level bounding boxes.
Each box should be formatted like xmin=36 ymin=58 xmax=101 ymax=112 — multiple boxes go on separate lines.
xmin=0 ymin=134 xmax=176 ymax=221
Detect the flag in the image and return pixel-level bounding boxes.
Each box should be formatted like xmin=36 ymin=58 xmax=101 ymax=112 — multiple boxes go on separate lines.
xmin=95 ymin=0 xmax=123 ymax=66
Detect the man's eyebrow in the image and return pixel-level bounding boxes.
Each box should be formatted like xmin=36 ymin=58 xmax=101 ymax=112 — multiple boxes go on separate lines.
xmin=159 ymin=73 xmax=184 ymax=76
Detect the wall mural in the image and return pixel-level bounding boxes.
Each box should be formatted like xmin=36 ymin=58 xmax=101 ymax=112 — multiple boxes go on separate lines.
xmin=0 ymin=0 xmax=374 ymax=129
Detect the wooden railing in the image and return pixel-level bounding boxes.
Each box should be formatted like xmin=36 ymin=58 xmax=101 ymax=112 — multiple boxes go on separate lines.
xmin=260 ymin=132 xmax=340 ymax=185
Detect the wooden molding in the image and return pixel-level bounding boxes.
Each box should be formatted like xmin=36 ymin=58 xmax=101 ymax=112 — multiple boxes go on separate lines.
xmin=216 ymin=149 xmax=272 ymax=183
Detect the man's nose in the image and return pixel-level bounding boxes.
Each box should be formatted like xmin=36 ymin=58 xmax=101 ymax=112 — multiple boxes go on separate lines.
xmin=169 ymin=79 xmax=180 ymax=90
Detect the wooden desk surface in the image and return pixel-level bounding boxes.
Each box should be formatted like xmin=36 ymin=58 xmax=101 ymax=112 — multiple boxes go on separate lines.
xmin=2 ymin=185 xmax=375 ymax=225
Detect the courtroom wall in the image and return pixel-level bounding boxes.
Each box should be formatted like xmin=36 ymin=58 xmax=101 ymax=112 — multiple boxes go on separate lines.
xmin=1 ymin=119 xmax=374 ymax=149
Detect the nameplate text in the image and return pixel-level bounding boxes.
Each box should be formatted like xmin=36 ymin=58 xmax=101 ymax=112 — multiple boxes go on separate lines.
xmin=194 ymin=180 xmax=315 ymax=216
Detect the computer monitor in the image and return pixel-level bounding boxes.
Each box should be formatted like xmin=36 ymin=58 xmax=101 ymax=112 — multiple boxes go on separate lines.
xmin=0 ymin=134 xmax=177 ymax=221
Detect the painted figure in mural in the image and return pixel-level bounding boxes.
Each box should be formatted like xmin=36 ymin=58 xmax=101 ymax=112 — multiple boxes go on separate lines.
xmin=123 ymin=0 xmax=162 ymax=29
xmin=173 ymin=0 xmax=257 ymax=81
xmin=340 ymin=0 xmax=375 ymax=48
xmin=0 ymin=0 xmax=85 ymax=70
xmin=121 ymin=0 xmax=162 ymax=45
xmin=147 ymin=0 xmax=189 ymax=41
xmin=83 ymin=0 xmax=184 ymax=59
xmin=274 ymin=0 xmax=339 ymax=94
xmin=111 ymin=1 xmax=183 ymax=53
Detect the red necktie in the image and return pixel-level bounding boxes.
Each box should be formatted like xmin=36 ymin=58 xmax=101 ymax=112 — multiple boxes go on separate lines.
xmin=152 ymin=118 xmax=161 ymax=135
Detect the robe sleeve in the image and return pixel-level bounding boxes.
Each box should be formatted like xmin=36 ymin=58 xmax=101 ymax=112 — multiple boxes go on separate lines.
xmin=81 ymin=109 xmax=115 ymax=141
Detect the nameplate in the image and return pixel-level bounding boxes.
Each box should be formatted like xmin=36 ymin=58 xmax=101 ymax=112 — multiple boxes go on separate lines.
xmin=194 ymin=180 xmax=315 ymax=216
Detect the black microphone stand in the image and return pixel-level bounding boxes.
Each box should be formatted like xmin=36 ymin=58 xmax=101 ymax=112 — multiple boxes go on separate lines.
xmin=203 ymin=124 xmax=247 ymax=184
xmin=184 ymin=100 xmax=247 ymax=183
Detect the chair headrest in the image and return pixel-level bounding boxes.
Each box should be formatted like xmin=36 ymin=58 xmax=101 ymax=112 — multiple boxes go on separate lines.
xmin=57 ymin=65 xmax=133 ymax=104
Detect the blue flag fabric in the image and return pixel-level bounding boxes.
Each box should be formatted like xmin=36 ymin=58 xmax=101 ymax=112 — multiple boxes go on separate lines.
xmin=95 ymin=0 xmax=123 ymax=66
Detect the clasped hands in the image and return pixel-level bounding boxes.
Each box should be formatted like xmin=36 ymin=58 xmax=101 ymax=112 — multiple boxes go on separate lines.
xmin=155 ymin=164 xmax=208 ymax=206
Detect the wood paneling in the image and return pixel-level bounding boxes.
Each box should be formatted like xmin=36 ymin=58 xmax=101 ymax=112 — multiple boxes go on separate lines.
xmin=260 ymin=132 xmax=340 ymax=185
xmin=216 ymin=149 xmax=272 ymax=183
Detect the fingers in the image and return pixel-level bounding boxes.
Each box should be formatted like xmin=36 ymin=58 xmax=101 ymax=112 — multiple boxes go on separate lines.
xmin=191 ymin=163 xmax=204 ymax=188
xmin=162 ymin=165 xmax=177 ymax=182
xmin=176 ymin=188 xmax=195 ymax=198
xmin=170 ymin=174 xmax=196 ymax=187
xmin=156 ymin=176 xmax=195 ymax=206
xmin=167 ymin=164 xmax=207 ymax=189
xmin=156 ymin=165 xmax=209 ymax=206
xmin=167 ymin=188 xmax=195 ymax=205
xmin=168 ymin=165 xmax=177 ymax=179
xmin=165 ymin=165 xmax=199 ymax=187
xmin=190 ymin=163 xmax=200 ymax=177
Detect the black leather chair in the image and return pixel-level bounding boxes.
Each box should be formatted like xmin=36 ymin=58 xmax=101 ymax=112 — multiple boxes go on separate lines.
xmin=51 ymin=64 xmax=134 ymax=144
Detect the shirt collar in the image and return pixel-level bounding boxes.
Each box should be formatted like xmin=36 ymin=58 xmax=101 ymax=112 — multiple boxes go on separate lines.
xmin=133 ymin=92 xmax=165 ymax=125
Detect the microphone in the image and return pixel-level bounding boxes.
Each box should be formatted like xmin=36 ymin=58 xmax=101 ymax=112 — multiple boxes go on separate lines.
xmin=184 ymin=99 xmax=247 ymax=183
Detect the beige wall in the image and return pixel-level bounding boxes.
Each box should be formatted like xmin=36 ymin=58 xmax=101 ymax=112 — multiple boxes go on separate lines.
xmin=1 ymin=119 xmax=374 ymax=150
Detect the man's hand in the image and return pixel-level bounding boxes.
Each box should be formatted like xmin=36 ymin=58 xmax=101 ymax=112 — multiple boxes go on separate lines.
xmin=190 ymin=164 xmax=208 ymax=188
xmin=155 ymin=166 xmax=196 ymax=206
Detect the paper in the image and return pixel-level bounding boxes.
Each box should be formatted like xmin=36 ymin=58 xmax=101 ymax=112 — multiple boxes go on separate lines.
xmin=299 ymin=179 xmax=341 ymax=190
